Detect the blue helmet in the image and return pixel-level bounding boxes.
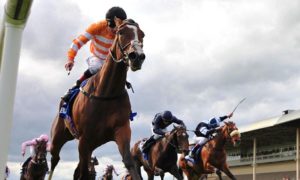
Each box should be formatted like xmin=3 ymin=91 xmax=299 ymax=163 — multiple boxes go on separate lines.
xmin=162 ymin=111 xmax=173 ymax=121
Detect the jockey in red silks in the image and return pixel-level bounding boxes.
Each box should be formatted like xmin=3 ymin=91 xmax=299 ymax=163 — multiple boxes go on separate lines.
xmin=21 ymin=134 xmax=51 ymax=173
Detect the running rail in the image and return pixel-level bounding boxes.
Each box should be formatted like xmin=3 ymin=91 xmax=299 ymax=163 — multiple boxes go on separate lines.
xmin=0 ymin=0 xmax=33 ymax=179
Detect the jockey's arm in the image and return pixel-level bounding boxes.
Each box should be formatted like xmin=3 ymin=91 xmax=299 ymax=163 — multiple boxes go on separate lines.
xmin=153 ymin=126 xmax=165 ymax=136
xmin=21 ymin=139 xmax=37 ymax=156
xmin=172 ymin=116 xmax=185 ymax=126
xmin=220 ymin=115 xmax=229 ymax=122
xmin=46 ymin=143 xmax=51 ymax=152
xmin=194 ymin=123 xmax=202 ymax=136
xmin=113 ymin=167 xmax=119 ymax=176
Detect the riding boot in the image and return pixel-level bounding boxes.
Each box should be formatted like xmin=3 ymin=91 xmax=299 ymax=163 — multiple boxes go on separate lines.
xmin=185 ymin=144 xmax=200 ymax=163
xmin=142 ymin=136 xmax=155 ymax=153
xmin=61 ymin=80 xmax=81 ymax=102
xmin=61 ymin=69 xmax=93 ymax=102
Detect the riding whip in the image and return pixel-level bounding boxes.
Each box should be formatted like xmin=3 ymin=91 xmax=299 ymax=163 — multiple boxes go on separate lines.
xmin=231 ymin=97 xmax=246 ymax=114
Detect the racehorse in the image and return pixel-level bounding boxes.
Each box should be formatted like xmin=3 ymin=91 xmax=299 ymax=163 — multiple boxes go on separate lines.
xmin=178 ymin=121 xmax=241 ymax=180
xmin=131 ymin=125 xmax=189 ymax=180
xmin=48 ymin=19 xmax=145 ymax=180
xmin=88 ymin=156 xmax=99 ymax=180
xmin=20 ymin=140 xmax=48 ymax=180
xmin=100 ymin=165 xmax=118 ymax=180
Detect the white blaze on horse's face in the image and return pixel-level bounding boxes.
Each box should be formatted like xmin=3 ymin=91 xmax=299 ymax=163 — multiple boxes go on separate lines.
xmin=128 ymin=25 xmax=144 ymax=54
xmin=126 ymin=24 xmax=145 ymax=71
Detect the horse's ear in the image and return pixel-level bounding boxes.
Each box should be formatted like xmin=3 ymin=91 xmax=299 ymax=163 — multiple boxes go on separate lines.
xmin=224 ymin=121 xmax=228 ymax=126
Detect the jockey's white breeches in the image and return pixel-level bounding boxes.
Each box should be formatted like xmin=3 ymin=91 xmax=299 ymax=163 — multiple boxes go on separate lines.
xmin=86 ymin=55 xmax=105 ymax=74
xmin=193 ymin=135 xmax=208 ymax=146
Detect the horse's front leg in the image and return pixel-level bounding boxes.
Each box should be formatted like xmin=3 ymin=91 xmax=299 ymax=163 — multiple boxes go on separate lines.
xmin=115 ymin=123 xmax=141 ymax=180
xmin=219 ymin=164 xmax=236 ymax=180
xmin=75 ymin=137 xmax=92 ymax=180
xmin=169 ymin=165 xmax=184 ymax=180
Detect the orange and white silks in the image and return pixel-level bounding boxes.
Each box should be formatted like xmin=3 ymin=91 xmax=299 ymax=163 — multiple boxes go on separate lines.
xmin=67 ymin=20 xmax=115 ymax=61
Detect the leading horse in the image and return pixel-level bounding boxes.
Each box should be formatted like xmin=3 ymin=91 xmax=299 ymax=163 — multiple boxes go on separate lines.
xmin=20 ymin=140 xmax=48 ymax=180
xmin=179 ymin=121 xmax=241 ymax=180
xmin=48 ymin=19 xmax=145 ymax=180
xmin=131 ymin=125 xmax=189 ymax=180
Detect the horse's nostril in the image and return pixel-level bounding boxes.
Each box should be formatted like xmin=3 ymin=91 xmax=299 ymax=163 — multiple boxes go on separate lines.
xmin=139 ymin=53 xmax=146 ymax=60
xmin=128 ymin=52 xmax=137 ymax=60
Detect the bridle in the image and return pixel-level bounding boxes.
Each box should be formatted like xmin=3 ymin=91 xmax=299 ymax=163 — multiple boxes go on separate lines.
xmin=167 ymin=128 xmax=189 ymax=152
xmin=224 ymin=123 xmax=240 ymax=141
xmin=109 ymin=21 xmax=143 ymax=64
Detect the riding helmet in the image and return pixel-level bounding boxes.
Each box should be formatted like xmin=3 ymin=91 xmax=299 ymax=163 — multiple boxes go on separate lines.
xmin=106 ymin=7 xmax=127 ymax=28
xmin=38 ymin=134 xmax=49 ymax=142
xmin=162 ymin=110 xmax=173 ymax=121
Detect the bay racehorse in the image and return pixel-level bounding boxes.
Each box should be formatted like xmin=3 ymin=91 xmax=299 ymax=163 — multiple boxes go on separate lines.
xmin=178 ymin=121 xmax=241 ymax=180
xmin=48 ymin=19 xmax=145 ymax=180
xmin=131 ymin=125 xmax=189 ymax=180
xmin=20 ymin=140 xmax=48 ymax=180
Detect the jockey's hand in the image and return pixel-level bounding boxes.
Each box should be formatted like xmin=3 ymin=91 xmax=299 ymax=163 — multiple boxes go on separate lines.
xmin=65 ymin=60 xmax=74 ymax=71
xmin=228 ymin=112 xmax=233 ymax=118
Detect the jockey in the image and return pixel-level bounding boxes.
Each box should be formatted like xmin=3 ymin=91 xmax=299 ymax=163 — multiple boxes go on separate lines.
xmin=62 ymin=6 xmax=127 ymax=102
xmin=141 ymin=111 xmax=186 ymax=156
xmin=21 ymin=134 xmax=51 ymax=173
xmin=185 ymin=112 xmax=233 ymax=163
xmin=104 ymin=164 xmax=119 ymax=176
xmin=5 ymin=165 xmax=9 ymax=180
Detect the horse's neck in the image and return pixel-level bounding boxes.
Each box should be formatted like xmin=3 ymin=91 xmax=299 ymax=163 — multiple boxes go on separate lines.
xmin=93 ymin=54 xmax=127 ymax=97
xmin=161 ymin=133 xmax=177 ymax=152
xmin=211 ymin=130 xmax=227 ymax=150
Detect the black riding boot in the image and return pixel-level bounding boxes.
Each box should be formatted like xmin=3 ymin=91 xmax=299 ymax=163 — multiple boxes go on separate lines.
xmin=61 ymin=80 xmax=81 ymax=102
xmin=142 ymin=136 xmax=155 ymax=153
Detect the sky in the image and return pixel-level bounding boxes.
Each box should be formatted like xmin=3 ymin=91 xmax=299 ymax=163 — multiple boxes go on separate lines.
xmin=1 ymin=0 xmax=300 ymax=179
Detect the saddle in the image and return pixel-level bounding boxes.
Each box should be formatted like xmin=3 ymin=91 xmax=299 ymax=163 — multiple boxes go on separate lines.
xmin=59 ymin=80 xmax=88 ymax=138
xmin=140 ymin=136 xmax=164 ymax=160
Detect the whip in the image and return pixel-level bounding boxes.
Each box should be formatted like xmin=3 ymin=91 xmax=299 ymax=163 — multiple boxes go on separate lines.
xmin=231 ymin=97 xmax=246 ymax=114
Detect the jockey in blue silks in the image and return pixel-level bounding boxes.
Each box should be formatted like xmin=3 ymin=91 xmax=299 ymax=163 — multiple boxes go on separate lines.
xmin=141 ymin=110 xmax=186 ymax=158
xmin=185 ymin=112 xmax=233 ymax=163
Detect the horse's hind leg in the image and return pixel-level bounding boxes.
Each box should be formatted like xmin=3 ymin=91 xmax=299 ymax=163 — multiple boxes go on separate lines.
xmin=48 ymin=115 xmax=74 ymax=180
xmin=216 ymin=169 xmax=222 ymax=180
xmin=115 ymin=124 xmax=141 ymax=180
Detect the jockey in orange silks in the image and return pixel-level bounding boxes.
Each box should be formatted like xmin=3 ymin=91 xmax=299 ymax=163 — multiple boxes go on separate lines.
xmin=62 ymin=7 xmax=127 ymax=102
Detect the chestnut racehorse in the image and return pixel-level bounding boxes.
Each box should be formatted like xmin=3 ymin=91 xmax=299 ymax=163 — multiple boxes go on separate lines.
xmin=20 ymin=140 xmax=48 ymax=180
xmin=179 ymin=121 xmax=241 ymax=180
xmin=131 ymin=125 xmax=189 ymax=180
xmin=48 ymin=19 xmax=145 ymax=180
